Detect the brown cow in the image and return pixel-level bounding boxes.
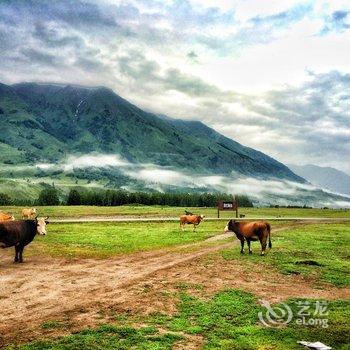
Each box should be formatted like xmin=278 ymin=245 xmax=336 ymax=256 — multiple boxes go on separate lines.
xmin=180 ymin=214 xmax=204 ymax=232
xmin=0 ymin=212 xmax=15 ymax=221
xmin=22 ymin=208 xmax=36 ymax=219
xmin=224 ymin=220 xmax=272 ymax=255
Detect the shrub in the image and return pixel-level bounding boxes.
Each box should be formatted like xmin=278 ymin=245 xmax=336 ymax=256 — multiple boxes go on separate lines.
xmin=0 ymin=193 xmax=12 ymax=205
xmin=37 ymin=187 xmax=60 ymax=205
xmin=67 ymin=189 xmax=81 ymax=205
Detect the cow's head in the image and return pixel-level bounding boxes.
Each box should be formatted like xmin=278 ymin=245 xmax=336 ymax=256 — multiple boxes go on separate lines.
xmin=200 ymin=214 xmax=205 ymax=221
xmin=32 ymin=208 xmax=37 ymax=214
xmin=224 ymin=219 xmax=237 ymax=233
xmin=36 ymin=217 xmax=49 ymax=235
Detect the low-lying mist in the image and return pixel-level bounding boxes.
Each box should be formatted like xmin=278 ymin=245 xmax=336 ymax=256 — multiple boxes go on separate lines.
xmin=29 ymin=153 xmax=350 ymax=208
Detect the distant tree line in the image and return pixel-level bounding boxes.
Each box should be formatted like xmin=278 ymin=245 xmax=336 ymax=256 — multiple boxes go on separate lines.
xmin=0 ymin=187 xmax=253 ymax=207
xmin=269 ymin=204 xmax=312 ymax=209
xmin=66 ymin=188 xmax=253 ymax=207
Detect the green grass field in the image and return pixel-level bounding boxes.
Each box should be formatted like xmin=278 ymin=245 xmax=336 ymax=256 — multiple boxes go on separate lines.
xmin=9 ymin=292 xmax=350 ymax=350
xmin=28 ymin=220 xmax=227 ymax=258
xmin=222 ymin=223 xmax=350 ymax=286
xmin=26 ymin=221 xmax=350 ymax=285
xmin=1 ymin=205 xmax=350 ymax=219
xmin=3 ymin=211 xmax=350 ymax=349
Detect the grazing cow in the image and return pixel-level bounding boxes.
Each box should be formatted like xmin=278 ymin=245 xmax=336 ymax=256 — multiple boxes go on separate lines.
xmin=0 ymin=217 xmax=49 ymax=263
xmin=180 ymin=214 xmax=204 ymax=232
xmin=21 ymin=207 xmax=37 ymax=219
xmin=0 ymin=212 xmax=15 ymax=221
xmin=224 ymin=220 xmax=272 ymax=256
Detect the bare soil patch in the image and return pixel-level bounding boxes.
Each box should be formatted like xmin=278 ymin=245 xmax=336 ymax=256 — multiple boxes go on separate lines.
xmin=0 ymin=225 xmax=348 ymax=348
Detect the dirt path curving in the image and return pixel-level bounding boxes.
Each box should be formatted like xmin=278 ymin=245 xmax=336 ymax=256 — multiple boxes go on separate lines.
xmin=0 ymin=226 xmax=349 ymax=347
xmin=0 ymin=234 xmax=234 ymax=346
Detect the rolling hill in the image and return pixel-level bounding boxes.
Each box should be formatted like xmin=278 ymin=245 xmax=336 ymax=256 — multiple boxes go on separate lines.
xmin=0 ymin=82 xmax=302 ymax=182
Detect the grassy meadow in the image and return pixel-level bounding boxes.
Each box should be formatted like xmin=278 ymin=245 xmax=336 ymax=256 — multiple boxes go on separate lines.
xmin=7 ymin=223 xmax=350 ymax=350
xmin=25 ymin=221 xmax=350 ymax=285
xmin=28 ymin=220 xmax=228 ymax=259
xmin=1 ymin=205 xmax=350 ymax=219
xmin=222 ymin=223 xmax=350 ymax=286
xmin=9 ymin=293 xmax=350 ymax=350
xmin=2 ymin=207 xmax=350 ymax=349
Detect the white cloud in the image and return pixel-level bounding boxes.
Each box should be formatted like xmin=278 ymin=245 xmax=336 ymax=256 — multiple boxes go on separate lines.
xmin=234 ymin=0 xmax=306 ymax=21
xmin=63 ymin=154 xmax=128 ymax=170
xmin=195 ymin=29 xmax=350 ymax=93
xmin=1 ymin=0 xmax=350 ymax=174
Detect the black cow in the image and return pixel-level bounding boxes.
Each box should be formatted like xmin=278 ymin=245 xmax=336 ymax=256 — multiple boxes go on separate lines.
xmin=0 ymin=217 xmax=48 ymax=263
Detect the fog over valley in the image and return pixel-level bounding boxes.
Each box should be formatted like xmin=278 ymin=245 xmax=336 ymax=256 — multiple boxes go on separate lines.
xmin=7 ymin=153 xmax=344 ymax=208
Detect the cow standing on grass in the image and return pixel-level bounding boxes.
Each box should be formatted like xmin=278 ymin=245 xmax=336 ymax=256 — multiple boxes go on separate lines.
xmin=224 ymin=220 xmax=272 ymax=256
xmin=0 ymin=217 xmax=49 ymax=263
xmin=22 ymin=208 xmax=37 ymax=219
xmin=180 ymin=214 xmax=204 ymax=232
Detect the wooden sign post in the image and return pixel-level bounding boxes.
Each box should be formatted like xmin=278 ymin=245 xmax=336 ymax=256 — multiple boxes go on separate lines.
xmin=217 ymin=199 xmax=238 ymax=218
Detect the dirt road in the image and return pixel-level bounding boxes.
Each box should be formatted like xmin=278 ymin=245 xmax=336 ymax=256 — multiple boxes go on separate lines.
xmin=0 ymin=226 xmax=349 ymax=347
xmin=0 ymin=233 xmax=234 ymax=345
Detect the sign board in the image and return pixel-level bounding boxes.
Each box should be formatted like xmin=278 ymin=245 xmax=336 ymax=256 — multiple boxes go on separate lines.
xmin=217 ymin=200 xmax=238 ymax=218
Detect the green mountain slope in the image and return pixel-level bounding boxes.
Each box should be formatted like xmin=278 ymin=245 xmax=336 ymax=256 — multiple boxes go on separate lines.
xmin=0 ymin=82 xmax=302 ymax=182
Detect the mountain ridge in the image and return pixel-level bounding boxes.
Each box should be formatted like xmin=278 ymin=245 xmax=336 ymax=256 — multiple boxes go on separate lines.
xmin=288 ymin=164 xmax=350 ymax=196
xmin=0 ymin=81 xmax=303 ymax=182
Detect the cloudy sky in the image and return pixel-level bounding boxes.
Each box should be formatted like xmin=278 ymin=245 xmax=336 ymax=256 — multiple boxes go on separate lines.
xmin=0 ymin=0 xmax=349 ymax=173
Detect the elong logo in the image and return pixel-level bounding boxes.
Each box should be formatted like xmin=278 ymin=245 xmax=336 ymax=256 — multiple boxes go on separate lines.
xmin=258 ymin=299 xmax=329 ymax=328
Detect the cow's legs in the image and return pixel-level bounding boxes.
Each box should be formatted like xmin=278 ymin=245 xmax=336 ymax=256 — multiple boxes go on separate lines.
xmin=15 ymin=245 xmax=25 ymax=263
xmin=18 ymin=246 xmax=24 ymax=263
xmin=240 ymin=239 xmax=245 ymax=254
xmin=259 ymin=236 xmax=267 ymax=256
xmin=247 ymin=239 xmax=252 ymax=254
xmin=193 ymin=224 xmax=196 ymax=232
xmin=14 ymin=246 xmax=20 ymax=263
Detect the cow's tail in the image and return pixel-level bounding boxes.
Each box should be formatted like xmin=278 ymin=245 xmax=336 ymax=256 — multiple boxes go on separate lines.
xmin=267 ymin=223 xmax=272 ymax=249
